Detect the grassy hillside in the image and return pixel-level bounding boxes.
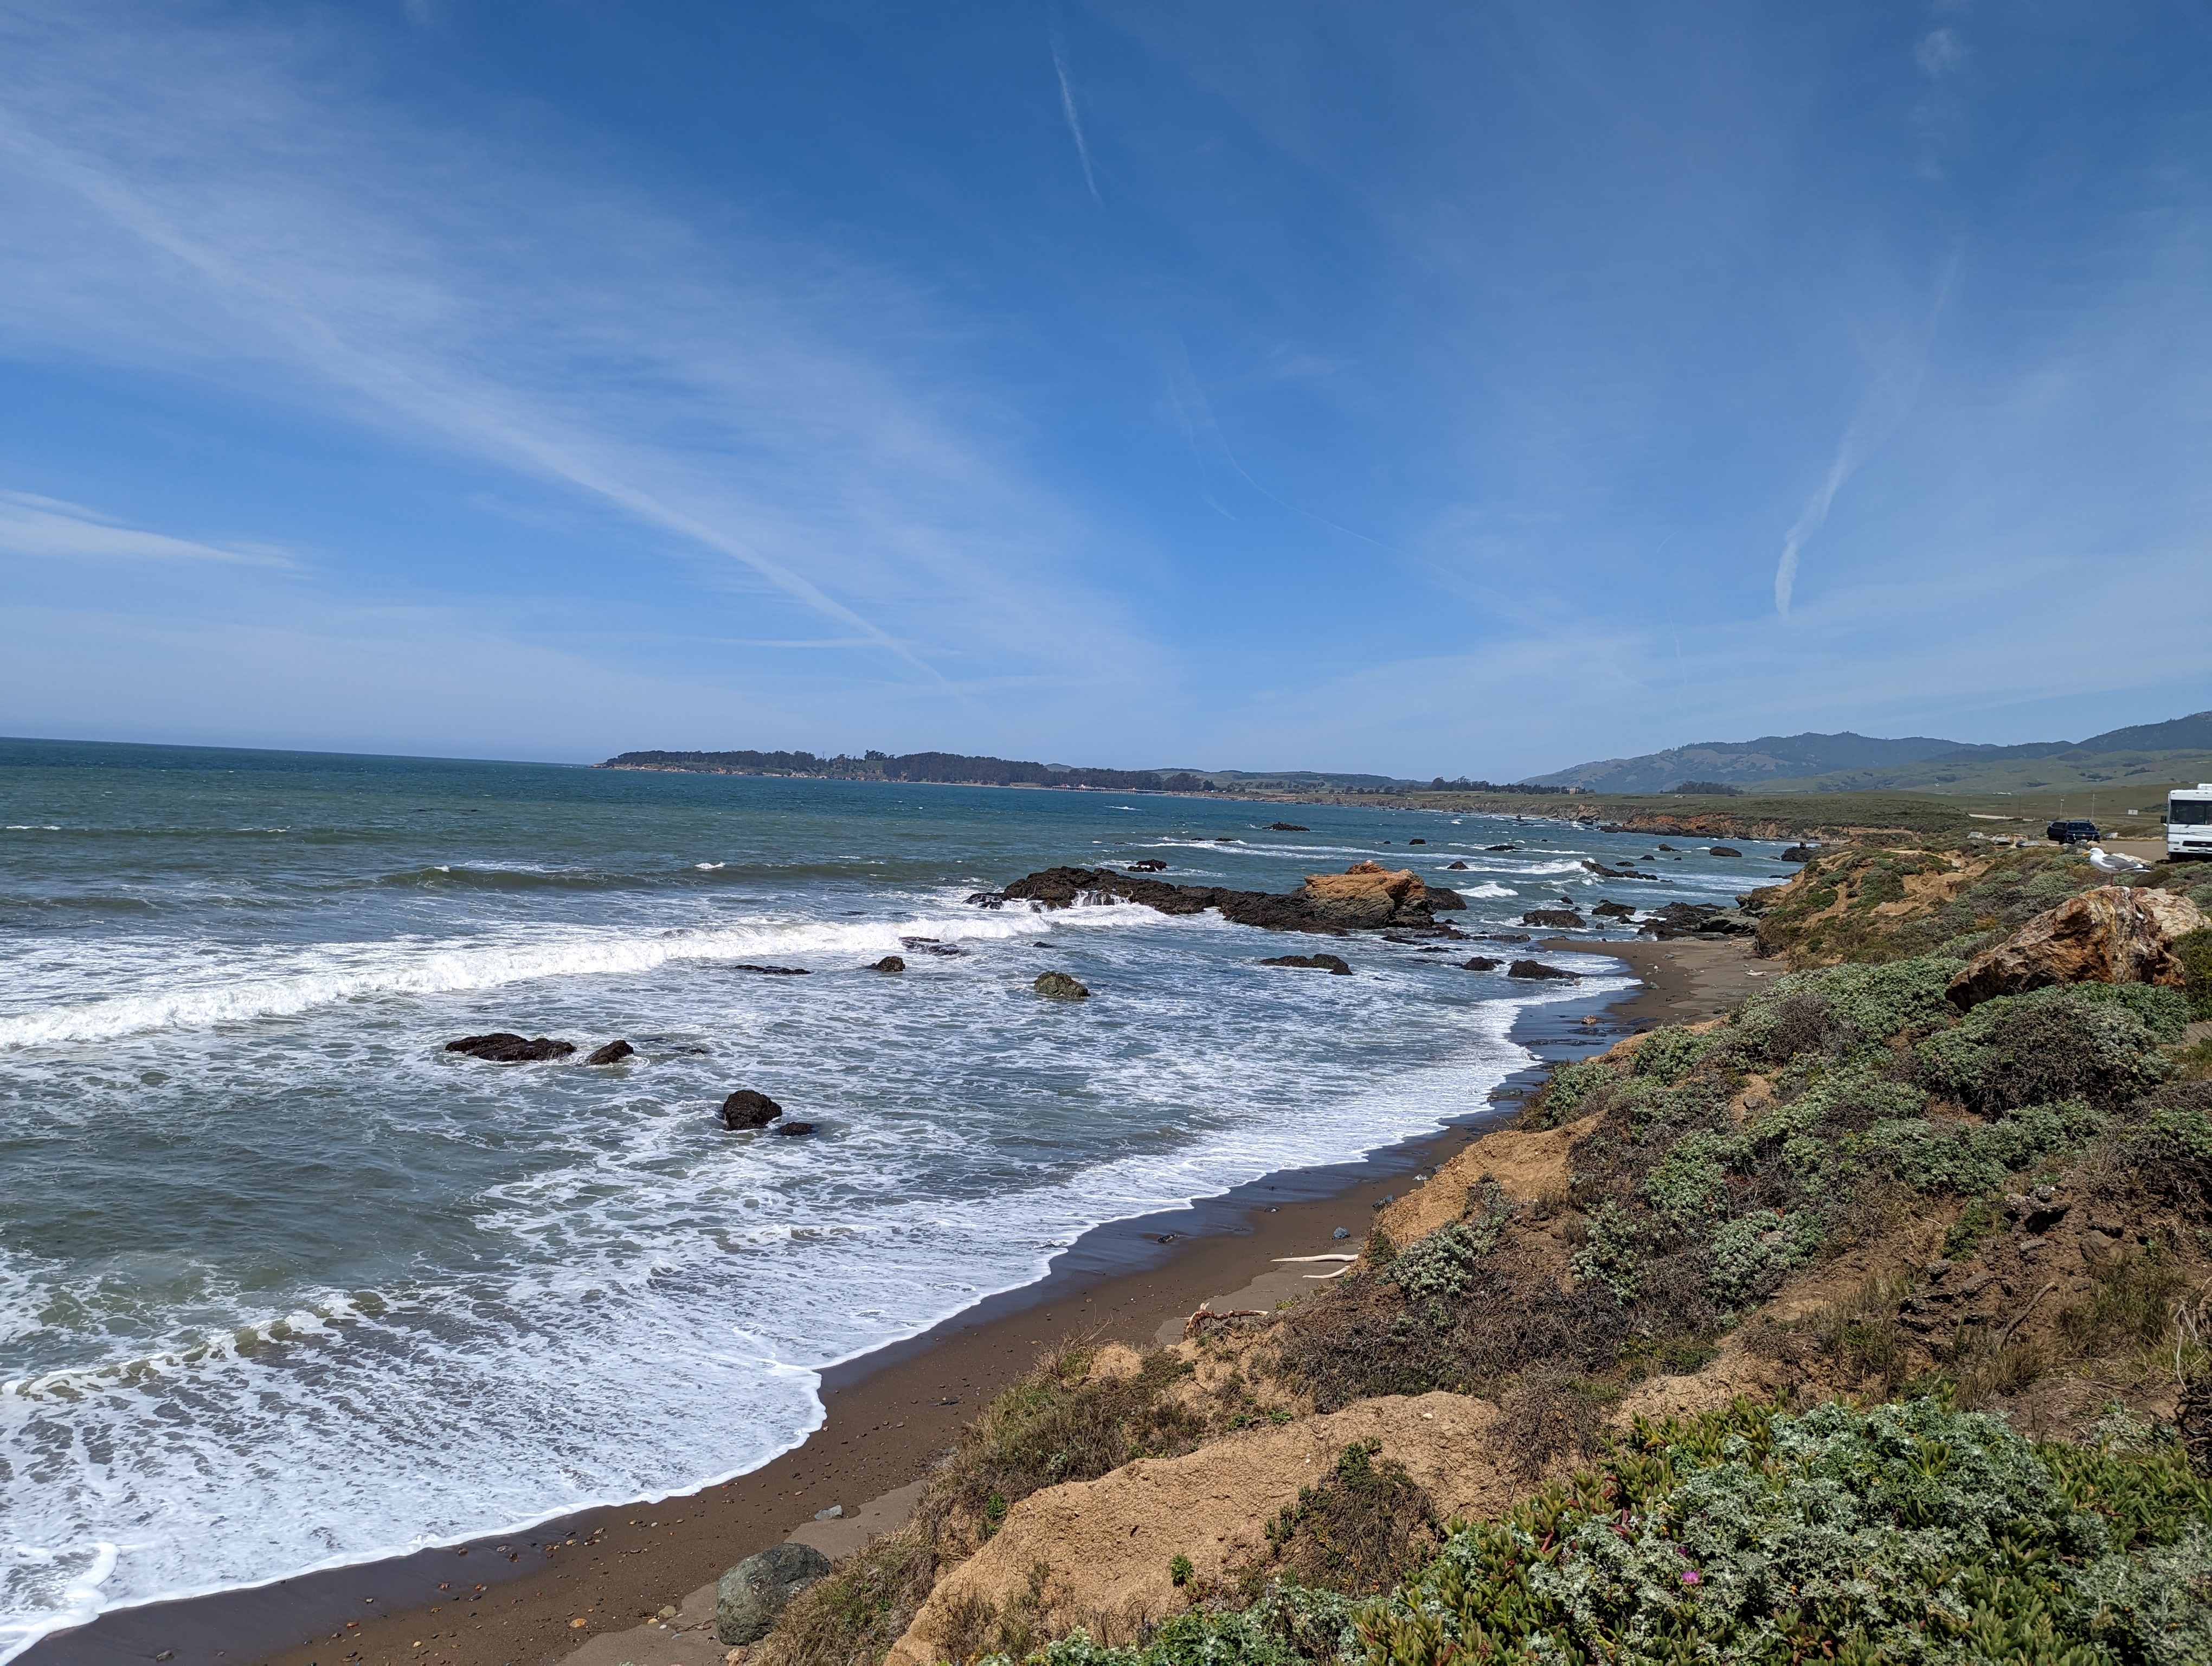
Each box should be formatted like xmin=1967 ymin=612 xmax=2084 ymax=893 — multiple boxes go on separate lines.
xmin=1754 ymin=747 xmax=2212 ymax=808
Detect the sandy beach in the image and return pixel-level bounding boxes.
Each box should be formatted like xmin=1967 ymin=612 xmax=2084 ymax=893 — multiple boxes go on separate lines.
xmin=24 ymin=935 xmax=1765 ymax=1666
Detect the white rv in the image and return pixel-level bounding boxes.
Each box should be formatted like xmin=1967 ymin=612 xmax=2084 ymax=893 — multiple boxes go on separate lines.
xmin=2169 ymin=785 xmax=2212 ymax=858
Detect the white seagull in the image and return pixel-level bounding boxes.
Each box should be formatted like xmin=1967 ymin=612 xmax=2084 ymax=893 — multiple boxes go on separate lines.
xmin=2086 ymin=844 xmax=2151 ymax=874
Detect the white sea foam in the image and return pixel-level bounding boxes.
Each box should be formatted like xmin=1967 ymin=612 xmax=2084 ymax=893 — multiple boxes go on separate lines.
xmin=0 ymin=904 xmax=1124 ymax=1049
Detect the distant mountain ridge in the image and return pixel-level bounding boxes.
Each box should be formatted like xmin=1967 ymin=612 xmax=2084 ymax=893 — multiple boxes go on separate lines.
xmin=1524 ymin=712 xmax=2212 ymax=793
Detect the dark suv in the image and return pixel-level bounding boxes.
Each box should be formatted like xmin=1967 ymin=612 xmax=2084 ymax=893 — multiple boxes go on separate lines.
xmin=2046 ymin=819 xmax=2101 ymax=845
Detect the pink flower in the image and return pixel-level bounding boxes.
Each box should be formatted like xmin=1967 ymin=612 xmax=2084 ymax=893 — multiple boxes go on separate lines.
xmin=1681 ymin=1570 xmax=1702 ymax=1585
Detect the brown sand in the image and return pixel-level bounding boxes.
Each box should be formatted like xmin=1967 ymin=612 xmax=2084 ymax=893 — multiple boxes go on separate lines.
xmin=27 ymin=933 xmax=1706 ymax=1666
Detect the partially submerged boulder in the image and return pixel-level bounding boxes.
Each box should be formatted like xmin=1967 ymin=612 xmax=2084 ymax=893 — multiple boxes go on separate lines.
xmin=871 ymin=955 xmax=906 ymax=973
xmin=1033 ymin=971 xmax=1091 ymax=1000
xmin=583 ymin=1039 xmax=634 ymax=1065
xmin=1521 ymin=909 xmax=1585 ymax=930
xmin=1946 ymin=885 xmax=2209 ymax=1009
xmin=1259 ymin=953 xmax=1351 ymax=975
xmin=1508 ymin=960 xmax=1577 ymax=981
xmin=717 ymin=1542 xmax=833 ymax=1645
xmin=721 ymin=1088 xmax=785 ymax=1130
xmin=445 ymin=1033 xmax=575 ymax=1063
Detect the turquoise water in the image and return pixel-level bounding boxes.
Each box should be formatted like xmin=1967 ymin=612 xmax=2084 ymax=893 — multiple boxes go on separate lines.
xmin=0 ymin=740 xmax=1767 ymax=1656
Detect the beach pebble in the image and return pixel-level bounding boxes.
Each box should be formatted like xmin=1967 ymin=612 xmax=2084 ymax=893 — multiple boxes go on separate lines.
xmin=717 ymin=1543 xmax=833 ymax=1645
xmin=813 ymin=1504 xmax=844 ymax=1520
xmin=1333 ymin=1227 xmax=1351 ymax=1240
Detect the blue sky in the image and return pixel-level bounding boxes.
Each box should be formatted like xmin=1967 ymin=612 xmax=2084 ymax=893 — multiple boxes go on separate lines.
xmin=1 ymin=2 xmax=2206 ymax=779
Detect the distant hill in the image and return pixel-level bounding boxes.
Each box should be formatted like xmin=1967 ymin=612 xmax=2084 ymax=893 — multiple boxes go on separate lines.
xmin=1522 ymin=732 xmax=1975 ymax=793
xmin=1526 ymin=712 xmax=2212 ymax=795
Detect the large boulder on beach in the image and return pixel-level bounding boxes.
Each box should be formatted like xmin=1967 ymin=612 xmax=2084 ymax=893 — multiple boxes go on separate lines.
xmin=717 ymin=1542 xmax=834 ymax=1645
xmin=1946 ymin=885 xmax=2209 ymax=1010
xmin=1301 ymin=863 xmax=1431 ymax=929
xmin=1033 ymin=971 xmax=1091 ymax=1000
xmin=721 ymin=1089 xmax=785 ymax=1130
xmin=445 ymin=1033 xmax=575 ymax=1062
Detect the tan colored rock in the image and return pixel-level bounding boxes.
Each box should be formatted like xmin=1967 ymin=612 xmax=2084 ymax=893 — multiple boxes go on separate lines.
xmin=884 ymin=1393 xmax=1512 ymax=1664
xmin=1947 ymin=885 xmax=2208 ymax=1009
xmin=1300 ymin=864 xmax=1426 ymax=928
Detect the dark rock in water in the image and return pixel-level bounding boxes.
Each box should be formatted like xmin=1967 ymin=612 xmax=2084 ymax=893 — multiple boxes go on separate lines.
xmin=718 ymin=1543 xmax=834 ymax=1645
xmin=1214 ymin=837 xmax=1239 ymax=843
xmin=721 ymin=1089 xmax=784 ymax=1130
xmin=1033 ymin=971 xmax=1091 ymax=999
xmin=1459 ymin=957 xmax=1500 ymax=971
xmin=584 ymin=1039 xmax=635 ymax=1065
xmin=1259 ymin=953 xmax=1352 ymax=975
xmin=1486 ymin=844 xmax=1514 ymax=851
xmin=770 ymin=1120 xmax=817 ymax=1137
xmin=1656 ymin=844 xmax=1675 ymax=851
xmin=1521 ymin=909 xmax=1586 ymax=929
xmin=1778 ymin=844 xmax=1814 ymax=862
xmin=1478 ymin=932 xmax=1532 ymax=943
xmin=446 ymin=1033 xmax=575 ymax=1063
xmin=1269 ymin=822 xmax=1309 ymax=832
xmin=736 ymin=964 xmax=809 ymax=975
xmin=871 ymin=956 xmax=906 ymax=972
xmin=1708 ymin=846 xmax=1743 ymax=858
xmin=1507 ymin=960 xmax=1577 ymax=981
xmin=1409 ymin=838 xmax=1425 ymax=845
xmin=900 ymin=936 xmax=939 ymax=947
xmin=1446 ymin=860 xmax=1469 ymax=870
xmin=1426 ymin=887 xmax=1466 ymax=911
xmin=1591 ymin=901 xmax=1636 ymax=920
xmin=965 ymin=890 xmax=1008 ymax=908
xmin=1124 ymin=859 xmax=1169 ymax=872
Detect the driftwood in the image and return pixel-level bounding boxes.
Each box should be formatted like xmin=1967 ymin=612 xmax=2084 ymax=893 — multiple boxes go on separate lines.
xmin=1182 ymin=1306 xmax=1271 ymax=1338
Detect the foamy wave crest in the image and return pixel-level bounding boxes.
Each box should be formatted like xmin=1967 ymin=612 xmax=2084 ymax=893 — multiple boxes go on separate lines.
xmin=0 ymin=905 xmax=1112 ymax=1049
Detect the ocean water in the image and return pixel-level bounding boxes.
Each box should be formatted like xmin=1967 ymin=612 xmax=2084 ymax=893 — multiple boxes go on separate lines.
xmin=0 ymin=739 xmax=1779 ymax=1657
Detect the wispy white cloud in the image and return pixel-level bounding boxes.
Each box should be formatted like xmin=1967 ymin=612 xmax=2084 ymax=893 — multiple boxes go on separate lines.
xmin=0 ymin=492 xmax=293 ymax=567
xmin=1051 ymin=25 xmax=1103 ymax=204
xmin=1775 ymin=251 xmax=1961 ymax=616
xmin=0 ymin=5 xmax=1158 ymax=699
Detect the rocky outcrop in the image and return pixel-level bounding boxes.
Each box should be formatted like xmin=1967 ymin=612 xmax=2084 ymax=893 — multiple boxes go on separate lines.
xmin=583 ymin=1039 xmax=635 ymax=1065
xmin=445 ymin=1033 xmax=574 ymax=1062
xmin=1708 ymin=846 xmax=1743 ymax=858
xmin=1268 ymin=822 xmax=1308 ymax=831
xmin=1946 ymin=885 xmax=2210 ymax=1009
xmin=994 ymin=864 xmax=1458 ymax=936
xmin=1460 ymin=956 xmax=1500 ymax=971
xmin=1591 ymin=901 xmax=1636 ymax=920
xmin=1302 ymin=863 xmax=1437 ymax=929
xmin=1033 ymin=971 xmax=1091 ymax=999
xmin=721 ymin=1089 xmax=785 ymax=1130
xmin=770 ymin=1120 xmax=818 ymax=1137
xmin=1508 ymin=960 xmax=1577 ymax=980
xmin=1259 ymin=953 xmax=1351 ymax=975
xmin=718 ymin=1543 xmax=833 ymax=1645
xmin=736 ymin=964 xmax=809 ymax=976
xmin=871 ymin=956 xmax=906 ymax=973
xmin=1446 ymin=860 xmax=1469 ymax=870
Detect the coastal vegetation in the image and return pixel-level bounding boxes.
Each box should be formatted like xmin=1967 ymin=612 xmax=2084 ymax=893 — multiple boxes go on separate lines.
xmin=749 ymin=831 xmax=2212 ymax=1666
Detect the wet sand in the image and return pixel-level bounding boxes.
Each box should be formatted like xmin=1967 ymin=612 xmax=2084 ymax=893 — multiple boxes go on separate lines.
xmin=24 ymin=939 xmax=1722 ymax=1666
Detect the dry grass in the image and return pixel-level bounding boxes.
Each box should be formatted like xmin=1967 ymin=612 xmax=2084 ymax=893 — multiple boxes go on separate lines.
xmin=1243 ymin=1438 xmax=1439 ymax=1598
